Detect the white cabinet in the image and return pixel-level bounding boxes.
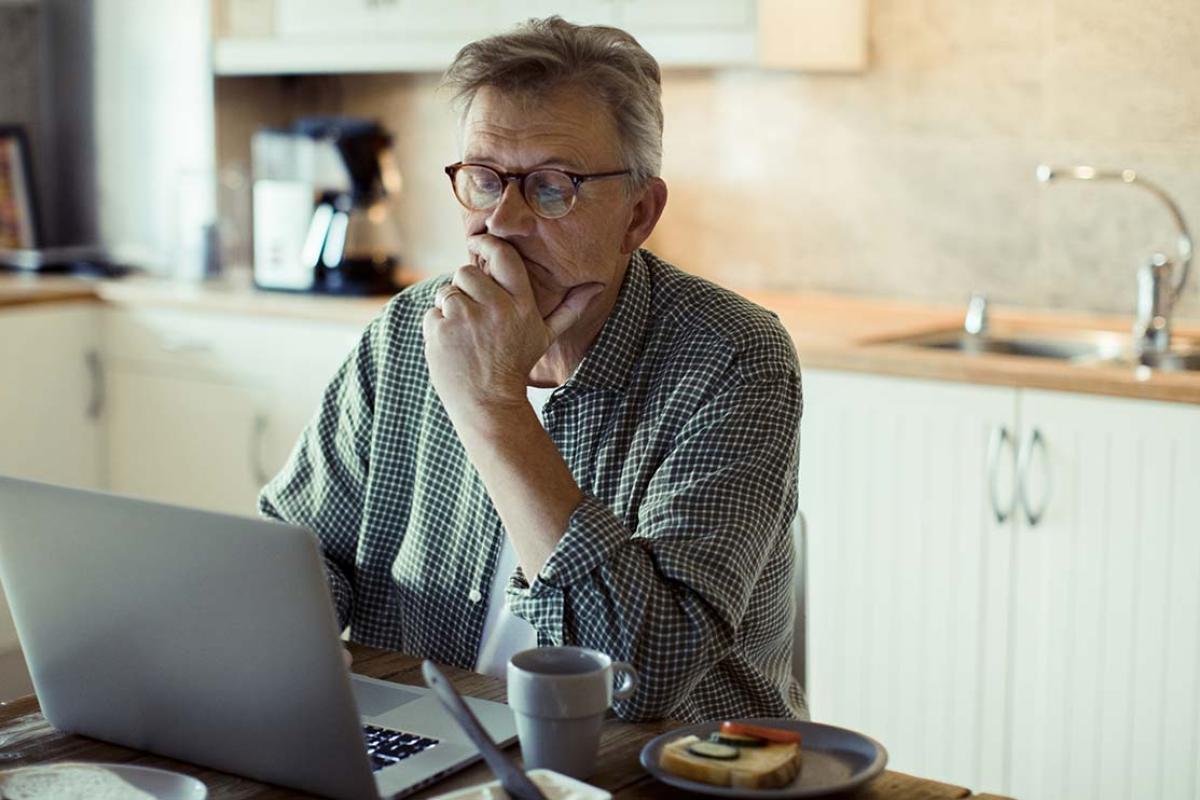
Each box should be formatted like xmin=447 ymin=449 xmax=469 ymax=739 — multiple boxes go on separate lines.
xmin=0 ymin=304 xmax=103 ymax=490
xmin=213 ymin=0 xmax=865 ymax=74
xmin=102 ymin=306 xmax=364 ymax=516
xmin=275 ymin=0 xmax=486 ymax=37
xmin=0 ymin=303 xmax=104 ymax=669
xmin=106 ymin=370 xmax=272 ymax=516
xmin=1009 ymin=390 xmax=1200 ymax=800
xmin=800 ymin=369 xmax=1200 ymax=799
xmin=800 ymin=370 xmax=1015 ymax=791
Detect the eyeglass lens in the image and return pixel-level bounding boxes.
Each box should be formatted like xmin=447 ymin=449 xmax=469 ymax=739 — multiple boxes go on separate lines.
xmin=453 ymin=166 xmax=576 ymax=219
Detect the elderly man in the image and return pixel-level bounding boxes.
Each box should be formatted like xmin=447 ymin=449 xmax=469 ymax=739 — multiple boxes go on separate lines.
xmin=259 ymin=16 xmax=804 ymax=723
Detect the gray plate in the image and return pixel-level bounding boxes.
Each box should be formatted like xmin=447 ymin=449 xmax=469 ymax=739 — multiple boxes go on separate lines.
xmin=101 ymin=765 xmax=208 ymax=799
xmin=639 ymin=718 xmax=887 ymax=798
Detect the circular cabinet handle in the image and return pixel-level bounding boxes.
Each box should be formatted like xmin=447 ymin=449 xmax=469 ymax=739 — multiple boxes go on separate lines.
xmin=987 ymin=425 xmax=1016 ymax=524
xmin=250 ymin=412 xmax=271 ymax=487
xmin=1017 ymin=428 xmax=1051 ymax=527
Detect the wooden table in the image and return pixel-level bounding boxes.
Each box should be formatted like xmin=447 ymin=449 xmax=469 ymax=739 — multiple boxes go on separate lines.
xmin=0 ymin=644 xmax=1011 ymax=799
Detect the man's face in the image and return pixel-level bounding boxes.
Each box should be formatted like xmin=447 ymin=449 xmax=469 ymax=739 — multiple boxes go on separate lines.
xmin=458 ymin=85 xmax=636 ymax=320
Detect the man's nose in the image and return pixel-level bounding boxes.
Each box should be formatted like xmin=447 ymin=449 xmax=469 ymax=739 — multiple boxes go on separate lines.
xmin=485 ymin=181 xmax=537 ymax=238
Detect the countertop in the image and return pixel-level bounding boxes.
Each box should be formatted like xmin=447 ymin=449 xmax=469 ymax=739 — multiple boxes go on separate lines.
xmin=3 ymin=271 xmax=1199 ymax=404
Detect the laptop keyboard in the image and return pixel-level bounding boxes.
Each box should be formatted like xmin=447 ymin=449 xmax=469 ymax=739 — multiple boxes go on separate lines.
xmin=363 ymin=724 xmax=440 ymax=772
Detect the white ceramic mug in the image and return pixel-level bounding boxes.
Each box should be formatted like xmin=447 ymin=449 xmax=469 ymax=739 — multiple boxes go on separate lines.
xmin=506 ymin=647 xmax=638 ymax=779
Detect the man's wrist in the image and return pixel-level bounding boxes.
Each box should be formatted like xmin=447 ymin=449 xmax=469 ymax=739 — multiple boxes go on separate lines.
xmin=446 ymin=393 xmax=535 ymax=443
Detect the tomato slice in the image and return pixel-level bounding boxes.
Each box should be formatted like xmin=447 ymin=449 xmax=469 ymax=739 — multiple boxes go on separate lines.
xmin=719 ymin=721 xmax=803 ymax=745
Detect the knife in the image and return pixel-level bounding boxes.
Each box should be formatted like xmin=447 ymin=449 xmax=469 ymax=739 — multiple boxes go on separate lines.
xmin=421 ymin=660 xmax=549 ymax=800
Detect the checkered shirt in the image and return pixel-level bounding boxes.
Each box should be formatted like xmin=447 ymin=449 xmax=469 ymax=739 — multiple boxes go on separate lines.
xmin=258 ymin=249 xmax=807 ymax=722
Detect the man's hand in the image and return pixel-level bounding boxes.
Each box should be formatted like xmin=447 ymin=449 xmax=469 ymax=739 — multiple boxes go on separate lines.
xmin=421 ymin=234 xmax=595 ymax=578
xmin=422 ymin=235 xmax=600 ymax=423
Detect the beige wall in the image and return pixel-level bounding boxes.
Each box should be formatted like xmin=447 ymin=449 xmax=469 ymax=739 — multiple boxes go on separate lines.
xmin=217 ymin=0 xmax=1200 ymax=317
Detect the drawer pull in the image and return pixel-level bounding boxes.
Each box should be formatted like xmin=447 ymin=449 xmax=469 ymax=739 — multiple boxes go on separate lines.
xmin=250 ymin=412 xmax=271 ymax=488
xmin=1017 ymin=428 xmax=1051 ymax=527
xmin=85 ymin=350 xmax=104 ymax=420
xmin=161 ymin=337 xmax=213 ymax=354
xmin=987 ymin=425 xmax=1016 ymax=524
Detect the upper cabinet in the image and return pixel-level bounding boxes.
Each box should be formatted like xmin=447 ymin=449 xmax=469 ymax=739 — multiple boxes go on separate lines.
xmin=212 ymin=0 xmax=867 ymax=75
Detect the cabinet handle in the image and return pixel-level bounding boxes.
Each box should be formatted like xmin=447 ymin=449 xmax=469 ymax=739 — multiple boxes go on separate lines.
xmin=250 ymin=412 xmax=271 ymax=487
xmin=85 ymin=350 xmax=104 ymax=420
xmin=1017 ymin=428 xmax=1050 ymax=527
xmin=161 ymin=337 xmax=212 ymax=354
xmin=987 ymin=425 xmax=1016 ymax=524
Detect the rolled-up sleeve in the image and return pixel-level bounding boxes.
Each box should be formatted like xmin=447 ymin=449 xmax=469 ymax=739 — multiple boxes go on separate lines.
xmin=508 ymin=369 xmax=802 ymax=721
xmin=258 ymin=316 xmax=380 ymax=629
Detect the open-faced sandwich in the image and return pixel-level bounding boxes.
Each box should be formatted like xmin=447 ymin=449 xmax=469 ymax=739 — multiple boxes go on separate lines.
xmin=659 ymin=721 xmax=803 ymax=789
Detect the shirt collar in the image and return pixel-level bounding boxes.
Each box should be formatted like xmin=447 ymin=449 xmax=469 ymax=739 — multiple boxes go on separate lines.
xmin=563 ymin=249 xmax=651 ymax=392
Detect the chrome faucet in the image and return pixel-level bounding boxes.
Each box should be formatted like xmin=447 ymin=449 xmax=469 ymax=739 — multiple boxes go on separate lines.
xmin=1136 ymin=253 xmax=1173 ymax=355
xmin=964 ymin=292 xmax=988 ymax=336
xmin=1036 ymin=165 xmax=1194 ymax=359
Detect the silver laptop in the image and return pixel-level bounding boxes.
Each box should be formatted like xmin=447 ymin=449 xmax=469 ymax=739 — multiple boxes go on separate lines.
xmin=0 ymin=476 xmax=516 ymax=800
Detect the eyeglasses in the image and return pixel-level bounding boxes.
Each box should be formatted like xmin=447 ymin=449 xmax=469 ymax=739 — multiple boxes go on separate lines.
xmin=444 ymin=162 xmax=631 ymax=220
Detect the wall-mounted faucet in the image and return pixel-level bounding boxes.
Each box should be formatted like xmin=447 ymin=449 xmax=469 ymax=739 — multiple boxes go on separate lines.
xmin=1035 ymin=165 xmax=1194 ymax=359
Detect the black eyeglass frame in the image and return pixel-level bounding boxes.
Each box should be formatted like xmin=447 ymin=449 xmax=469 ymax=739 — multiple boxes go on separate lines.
xmin=443 ymin=161 xmax=632 ymax=219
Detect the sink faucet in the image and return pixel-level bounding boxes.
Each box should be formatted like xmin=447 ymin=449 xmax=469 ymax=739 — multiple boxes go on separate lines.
xmin=1136 ymin=253 xmax=1173 ymax=355
xmin=1035 ymin=165 xmax=1194 ymax=359
xmin=964 ymin=292 xmax=988 ymax=336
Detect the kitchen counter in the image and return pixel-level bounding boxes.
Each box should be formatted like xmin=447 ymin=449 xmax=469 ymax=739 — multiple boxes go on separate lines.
xmin=0 ymin=272 xmax=396 ymax=324
xmin=4 ymin=272 xmax=1199 ymax=404
xmin=744 ymin=290 xmax=1200 ymax=405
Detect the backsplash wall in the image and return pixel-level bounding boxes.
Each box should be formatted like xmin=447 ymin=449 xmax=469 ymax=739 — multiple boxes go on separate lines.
xmin=216 ymin=0 xmax=1200 ymax=318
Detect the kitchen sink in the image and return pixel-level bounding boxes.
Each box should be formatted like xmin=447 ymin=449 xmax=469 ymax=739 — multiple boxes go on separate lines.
xmin=1124 ymin=349 xmax=1200 ymax=372
xmin=883 ymin=328 xmax=1200 ymax=373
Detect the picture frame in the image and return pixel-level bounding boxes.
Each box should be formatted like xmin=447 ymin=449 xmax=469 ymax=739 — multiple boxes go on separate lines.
xmin=0 ymin=126 xmax=40 ymax=250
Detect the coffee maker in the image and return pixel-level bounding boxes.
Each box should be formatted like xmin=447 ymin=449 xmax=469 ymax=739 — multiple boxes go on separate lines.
xmin=252 ymin=118 xmax=402 ymax=295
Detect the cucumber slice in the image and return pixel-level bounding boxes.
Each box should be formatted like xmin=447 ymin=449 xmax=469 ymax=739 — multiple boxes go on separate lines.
xmin=709 ymin=731 xmax=768 ymax=748
xmin=687 ymin=741 xmax=740 ymax=760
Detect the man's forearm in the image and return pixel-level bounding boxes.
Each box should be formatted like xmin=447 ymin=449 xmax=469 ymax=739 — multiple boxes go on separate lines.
xmin=453 ymin=400 xmax=582 ymax=579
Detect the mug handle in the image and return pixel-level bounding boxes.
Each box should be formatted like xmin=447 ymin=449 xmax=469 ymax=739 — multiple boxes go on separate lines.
xmin=612 ymin=661 xmax=638 ymax=702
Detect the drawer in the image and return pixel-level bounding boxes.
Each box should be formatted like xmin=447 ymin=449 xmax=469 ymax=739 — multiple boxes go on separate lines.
xmin=102 ymin=307 xmax=365 ymax=385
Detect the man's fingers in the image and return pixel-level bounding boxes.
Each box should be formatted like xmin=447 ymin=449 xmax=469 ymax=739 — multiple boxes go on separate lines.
xmin=434 ymin=283 xmax=472 ymax=315
xmin=342 ymin=647 xmax=353 ymax=669
xmin=545 ymin=282 xmax=605 ymax=340
xmin=465 ymin=235 xmax=534 ymax=304
xmin=452 ymin=263 xmax=504 ymax=304
xmin=422 ymin=306 xmax=442 ymax=341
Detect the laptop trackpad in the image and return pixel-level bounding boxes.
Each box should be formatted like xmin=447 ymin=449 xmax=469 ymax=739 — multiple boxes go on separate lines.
xmin=351 ymin=676 xmax=424 ymax=717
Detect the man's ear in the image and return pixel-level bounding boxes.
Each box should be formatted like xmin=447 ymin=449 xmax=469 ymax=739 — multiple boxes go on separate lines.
xmin=620 ymin=177 xmax=669 ymax=255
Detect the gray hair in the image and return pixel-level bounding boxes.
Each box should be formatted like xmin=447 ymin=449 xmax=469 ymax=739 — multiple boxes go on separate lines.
xmin=442 ymin=16 xmax=664 ymax=183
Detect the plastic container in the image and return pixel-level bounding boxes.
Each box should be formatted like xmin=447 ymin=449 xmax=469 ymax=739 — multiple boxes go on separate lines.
xmin=428 ymin=768 xmax=610 ymax=800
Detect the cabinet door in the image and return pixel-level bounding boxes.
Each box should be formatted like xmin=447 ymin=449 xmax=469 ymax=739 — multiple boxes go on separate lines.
xmin=0 ymin=304 xmax=103 ymax=666
xmin=1009 ymin=390 xmax=1200 ymax=800
xmin=0 ymin=304 xmax=103 ymax=489
xmin=103 ymin=307 xmax=365 ymax=512
xmin=276 ymin=0 xmax=484 ymax=37
xmin=106 ymin=369 xmax=272 ymax=517
xmin=799 ymin=369 xmax=1016 ymax=791
xmin=491 ymin=0 xmax=617 ymax=29
xmin=616 ymin=0 xmax=756 ymax=66
xmin=617 ymin=0 xmax=754 ymax=32
xmin=264 ymin=320 xmax=364 ymax=480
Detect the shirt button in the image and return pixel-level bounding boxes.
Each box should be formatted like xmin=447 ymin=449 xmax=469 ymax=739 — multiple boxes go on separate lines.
xmin=468 ymin=589 xmax=483 ymax=603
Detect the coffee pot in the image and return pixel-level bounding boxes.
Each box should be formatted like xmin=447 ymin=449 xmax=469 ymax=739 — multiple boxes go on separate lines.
xmin=252 ymin=117 xmax=403 ymax=295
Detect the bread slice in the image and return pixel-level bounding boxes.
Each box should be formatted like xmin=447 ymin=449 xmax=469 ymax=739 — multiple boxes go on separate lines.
xmin=659 ymin=734 xmax=803 ymax=789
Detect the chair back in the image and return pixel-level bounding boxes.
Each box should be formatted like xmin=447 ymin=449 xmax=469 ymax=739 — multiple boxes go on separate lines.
xmin=791 ymin=510 xmax=807 ymax=690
